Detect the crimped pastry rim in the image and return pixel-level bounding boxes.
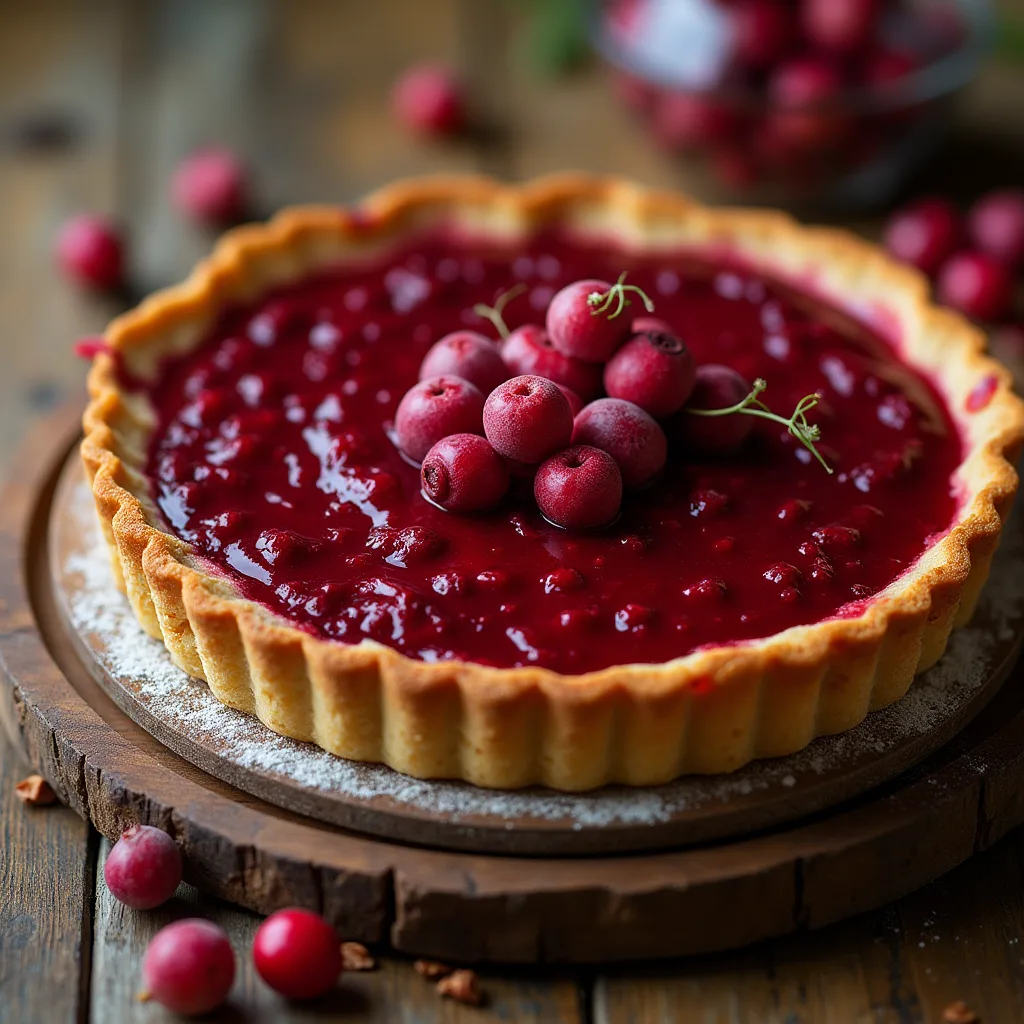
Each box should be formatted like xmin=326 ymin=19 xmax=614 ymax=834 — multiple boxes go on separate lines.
xmin=80 ymin=174 xmax=1024 ymax=790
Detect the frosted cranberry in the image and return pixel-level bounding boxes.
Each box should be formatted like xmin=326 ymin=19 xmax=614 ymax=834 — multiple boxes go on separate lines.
xmin=171 ymin=148 xmax=247 ymax=224
xmin=546 ymin=279 xmax=631 ymax=362
xmin=394 ymin=375 xmax=484 ymax=463
xmin=554 ymin=383 xmax=583 ymax=418
xmin=603 ymin=330 xmax=696 ymax=418
xmin=767 ymin=59 xmax=845 ymax=149
xmin=632 ymin=316 xmax=674 ymax=336
xmin=501 ymin=324 xmax=603 ymax=400
xmin=653 ymin=93 xmax=738 ymax=151
xmin=55 ymin=214 xmax=124 ymax=290
xmin=483 ymin=374 xmax=574 ymax=463
xmin=392 ymin=65 xmax=463 ymax=137
xmin=802 ymin=0 xmax=880 ymax=53
xmin=936 ymin=251 xmax=1012 ymax=321
xmin=728 ymin=0 xmax=795 ymax=68
xmin=674 ymin=364 xmax=754 ymax=455
xmin=967 ymin=189 xmax=1024 ymax=267
xmin=104 ymin=824 xmax=183 ymax=909
xmin=419 ymin=330 xmax=508 ymax=393
xmin=141 ymin=919 xmax=235 ymax=1016
xmin=572 ymin=398 xmax=667 ymax=489
xmin=534 ymin=445 xmax=623 ymax=530
xmin=253 ymin=908 xmax=341 ymax=1000
xmin=421 ymin=433 xmax=510 ymax=513
xmin=882 ymin=197 xmax=961 ymax=275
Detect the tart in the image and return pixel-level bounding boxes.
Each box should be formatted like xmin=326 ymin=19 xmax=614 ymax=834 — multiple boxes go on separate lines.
xmin=81 ymin=175 xmax=1024 ymax=791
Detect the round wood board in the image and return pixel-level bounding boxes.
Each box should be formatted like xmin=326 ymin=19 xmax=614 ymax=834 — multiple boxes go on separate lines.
xmin=5 ymin=404 xmax=1024 ymax=964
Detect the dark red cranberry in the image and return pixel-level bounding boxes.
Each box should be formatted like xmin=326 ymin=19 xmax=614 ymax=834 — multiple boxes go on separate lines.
xmin=728 ymin=0 xmax=795 ymax=69
xmin=104 ymin=824 xmax=183 ymax=910
xmin=767 ymin=58 xmax=846 ymax=149
xmin=501 ymin=324 xmax=603 ymax=400
xmin=419 ymin=330 xmax=508 ymax=394
xmin=882 ymin=197 xmax=961 ymax=275
xmin=141 ymin=920 xmax=235 ymax=1016
xmin=543 ymin=567 xmax=585 ymax=594
xmin=366 ymin=525 xmax=446 ymax=567
xmin=966 ymin=189 xmax=1024 ymax=267
xmin=603 ymin=330 xmax=696 ymax=418
xmin=571 ymin=398 xmax=667 ymax=489
xmin=802 ymin=0 xmax=881 ymax=53
xmin=253 ymin=908 xmax=342 ymax=1000
xmin=546 ymin=279 xmax=631 ymax=362
xmin=615 ymin=603 xmax=655 ymax=631
xmin=171 ymin=148 xmax=247 ymax=224
xmin=392 ymin=65 xmax=463 ymax=137
xmin=483 ymin=375 xmax=573 ymax=463
xmin=55 ymin=214 xmax=124 ymax=290
xmin=421 ymin=433 xmax=510 ymax=513
xmin=674 ymin=364 xmax=754 ymax=455
xmin=632 ymin=316 xmax=674 ymax=335
xmin=534 ymin=445 xmax=623 ymax=530
xmin=936 ymin=251 xmax=1013 ymax=321
xmin=394 ymin=375 xmax=484 ymax=463
xmin=652 ymin=93 xmax=739 ymax=151
xmin=554 ymin=382 xmax=584 ymax=418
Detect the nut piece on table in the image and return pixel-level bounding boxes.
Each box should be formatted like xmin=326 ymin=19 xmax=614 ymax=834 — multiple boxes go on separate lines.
xmin=943 ymin=1000 xmax=980 ymax=1024
xmin=436 ymin=968 xmax=483 ymax=1006
xmin=414 ymin=959 xmax=451 ymax=980
xmin=15 ymin=775 xmax=57 ymax=806
xmin=340 ymin=942 xmax=376 ymax=972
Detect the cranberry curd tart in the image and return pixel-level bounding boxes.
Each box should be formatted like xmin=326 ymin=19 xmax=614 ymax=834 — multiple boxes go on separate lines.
xmin=81 ymin=176 xmax=1024 ymax=791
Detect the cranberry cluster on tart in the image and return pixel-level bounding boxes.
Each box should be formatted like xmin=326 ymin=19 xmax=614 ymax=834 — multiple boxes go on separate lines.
xmin=82 ymin=175 xmax=1024 ymax=791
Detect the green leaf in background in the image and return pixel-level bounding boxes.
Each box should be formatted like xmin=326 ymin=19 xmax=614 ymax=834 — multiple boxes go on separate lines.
xmin=517 ymin=0 xmax=591 ymax=78
xmin=996 ymin=11 xmax=1024 ymax=62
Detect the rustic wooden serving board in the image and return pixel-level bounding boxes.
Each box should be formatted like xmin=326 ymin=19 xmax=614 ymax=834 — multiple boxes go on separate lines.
xmin=6 ymin=404 xmax=1024 ymax=964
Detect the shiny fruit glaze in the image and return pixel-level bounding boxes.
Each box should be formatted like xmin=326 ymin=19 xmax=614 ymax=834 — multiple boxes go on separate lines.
xmin=133 ymin=230 xmax=962 ymax=674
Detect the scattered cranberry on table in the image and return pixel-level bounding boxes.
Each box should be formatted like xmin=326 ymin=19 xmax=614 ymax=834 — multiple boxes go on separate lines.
xmin=55 ymin=213 xmax=124 ymax=290
xmin=252 ymin=907 xmax=342 ymax=1000
xmin=882 ymin=197 xmax=961 ymax=275
xmin=171 ymin=147 xmax=248 ymax=225
xmin=392 ymin=65 xmax=464 ymax=138
xmin=140 ymin=919 xmax=235 ymax=1016
xmin=104 ymin=823 xmax=183 ymax=910
xmin=966 ymin=189 xmax=1024 ymax=269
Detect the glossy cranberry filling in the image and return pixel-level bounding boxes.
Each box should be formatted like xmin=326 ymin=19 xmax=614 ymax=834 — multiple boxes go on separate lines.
xmin=135 ymin=230 xmax=962 ymax=674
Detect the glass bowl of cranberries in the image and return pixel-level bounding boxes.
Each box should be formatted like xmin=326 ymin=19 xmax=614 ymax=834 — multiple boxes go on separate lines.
xmin=593 ymin=0 xmax=993 ymax=210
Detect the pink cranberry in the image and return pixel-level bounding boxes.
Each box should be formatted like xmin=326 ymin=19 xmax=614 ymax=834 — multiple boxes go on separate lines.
xmin=103 ymin=824 xmax=183 ymax=909
xmin=802 ymin=0 xmax=881 ymax=53
xmin=674 ymin=364 xmax=754 ymax=455
xmin=501 ymin=324 xmax=603 ymax=400
xmin=73 ymin=335 xmax=111 ymax=360
xmin=253 ymin=908 xmax=342 ymax=1000
xmin=546 ymin=279 xmax=631 ymax=362
xmin=882 ymin=197 xmax=961 ymax=275
xmin=141 ymin=919 xmax=235 ymax=1016
xmin=171 ymin=148 xmax=247 ymax=224
xmin=572 ymin=398 xmax=667 ymax=489
xmin=534 ymin=446 xmax=623 ymax=530
xmin=419 ymin=330 xmax=508 ymax=393
xmin=555 ymin=383 xmax=584 ymax=418
xmin=936 ymin=251 xmax=1013 ymax=321
xmin=728 ymin=0 xmax=795 ymax=69
xmin=967 ymin=189 xmax=1024 ymax=267
xmin=392 ymin=65 xmax=463 ymax=137
xmin=483 ymin=375 xmax=573 ymax=463
xmin=632 ymin=316 xmax=674 ymax=335
xmin=55 ymin=214 xmax=124 ymax=290
xmin=603 ymin=329 xmax=697 ymax=417
xmin=652 ymin=93 xmax=738 ymax=151
xmin=394 ymin=375 xmax=484 ymax=463
xmin=421 ymin=433 xmax=510 ymax=513
xmin=767 ymin=58 xmax=846 ymax=149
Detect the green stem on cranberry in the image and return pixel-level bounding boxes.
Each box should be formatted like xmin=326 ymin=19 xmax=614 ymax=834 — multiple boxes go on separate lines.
xmin=472 ymin=282 xmax=527 ymax=339
xmin=586 ymin=272 xmax=655 ymax=322
xmin=687 ymin=378 xmax=834 ymax=474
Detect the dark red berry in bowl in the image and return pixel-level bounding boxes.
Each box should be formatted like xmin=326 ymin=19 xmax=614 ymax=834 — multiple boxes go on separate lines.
xmin=483 ymin=375 xmax=573 ymax=464
xmin=534 ymin=445 xmax=623 ymax=530
xmin=674 ymin=364 xmax=754 ymax=455
xmin=421 ymin=434 xmax=510 ymax=513
xmin=172 ymin=148 xmax=247 ymax=224
xmin=936 ymin=251 xmax=1012 ymax=321
xmin=253 ymin=908 xmax=342 ymax=1000
xmin=882 ymin=198 xmax=961 ymax=275
xmin=55 ymin=214 xmax=124 ymax=290
xmin=653 ymin=93 xmax=739 ymax=151
xmin=104 ymin=824 xmax=183 ymax=910
xmin=572 ymin=398 xmax=667 ymax=489
xmin=501 ymin=324 xmax=603 ymax=400
xmin=766 ymin=58 xmax=845 ymax=150
xmin=141 ymin=919 xmax=235 ymax=1016
xmin=604 ymin=330 xmax=696 ymax=418
xmin=419 ymin=330 xmax=508 ymax=393
xmin=392 ymin=65 xmax=463 ymax=137
xmin=967 ymin=189 xmax=1024 ymax=267
xmin=728 ymin=0 xmax=795 ymax=69
xmin=394 ymin=375 xmax=484 ymax=463
xmin=802 ymin=0 xmax=880 ymax=53
xmin=555 ymin=383 xmax=584 ymax=418
xmin=546 ymin=279 xmax=631 ymax=362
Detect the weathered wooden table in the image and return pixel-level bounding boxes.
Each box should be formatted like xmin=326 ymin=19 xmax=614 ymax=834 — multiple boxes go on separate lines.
xmin=2 ymin=2 xmax=1024 ymax=1020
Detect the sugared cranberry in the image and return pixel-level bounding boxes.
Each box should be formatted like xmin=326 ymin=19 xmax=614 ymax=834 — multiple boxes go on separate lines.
xmin=674 ymin=364 xmax=753 ymax=455
xmin=555 ymin=382 xmax=584 ymax=417
xmin=171 ymin=148 xmax=247 ymax=224
xmin=936 ymin=251 xmax=1012 ymax=321
xmin=653 ymin=93 xmax=738 ymax=151
xmin=103 ymin=824 xmax=183 ymax=910
xmin=392 ymin=65 xmax=463 ymax=137
xmin=394 ymin=375 xmax=484 ymax=463
xmin=501 ymin=324 xmax=603 ymax=400
xmin=141 ymin=919 xmax=235 ymax=1016
xmin=603 ymin=330 xmax=696 ymax=417
xmin=534 ymin=445 xmax=623 ymax=530
xmin=419 ymin=330 xmax=508 ymax=393
xmin=421 ymin=434 xmax=510 ymax=513
xmin=767 ymin=58 xmax=845 ymax=149
xmin=55 ymin=214 xmax=124 ymax=290
xmin=546 ymin=279 xmax=631 ymax=362
xmin=483 ymin=375 xmax=573 ymax=463
xmin=728 ymin=0 xmax=795 ymax=68
xmin=252 ymin=908 xmax=341 ymax=1000
xmin=882 ymin=197 xmax=961 ymax=275
xmin=802 ymin=0 xmax=880 ymax=53
xmin=572 ymin=398 xmax=667 ymax=489
xmin=966 ymin=189 xmax=1024 ymax=267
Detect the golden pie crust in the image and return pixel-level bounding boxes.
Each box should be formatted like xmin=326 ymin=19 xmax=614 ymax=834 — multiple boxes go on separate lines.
xmin=81 ymin=175 xmax=1024 ymax=791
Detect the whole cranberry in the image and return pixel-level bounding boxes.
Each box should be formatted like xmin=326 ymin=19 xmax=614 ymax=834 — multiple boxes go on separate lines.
xmin=501 ymin=324 xmax=603 ymax=400
xmin=674 ymin=364 xmax=754 ymax=455
xmin=632 ymin=315 xmax=674 ymax=335
xmin=421 ymin=434 xmax=510 ymax=513
xmin=392 ymin=65 xmax=463 ymax=137
xmin=419 ymin=330 xmax=508 ymax=393
xmin=104 ymin=824 xmax=183 ymax=909
xmin=653 ymin=93 xmax=739 ymax=151
xmin=253 ymin=908 xmax=342 ymax=1000
xmin=604 ymin=330 xmax=697 ymax=418
xmin=394 ymin=375 xmax=484 ymax=463
xmin=171 ymin=148 xmax=247 ymax=224
xmin=728 ymin=0 xmax=795 ymax=69
xmin=546 ymin=279 xmax=632 ymax=362
xmin=554 ymin=382 xmax=584 ymax=418
xmin=483 ymin=375 xmax=573 ymax=464
xmin=767 ymin=58 xmax=846 ymax=150
xmin=967 ymin=189 xmax=1024 ymax=267
xmin=882 ymin=197 xmax=962 ymax=275
xmin=142 ymin=919 xmax=235 ymax=1016
xmin=55 ymin=214 xmax=124 ymax=290
xmin=802 ymin=0 xmax=881 ymax=53
xmin=534 ymin=446 xmax=623 ymax=530
xmin=936 ymin=250 xmax=1013 ymax=321
xmin=572 ymin=398 xmax=668 ymax=489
